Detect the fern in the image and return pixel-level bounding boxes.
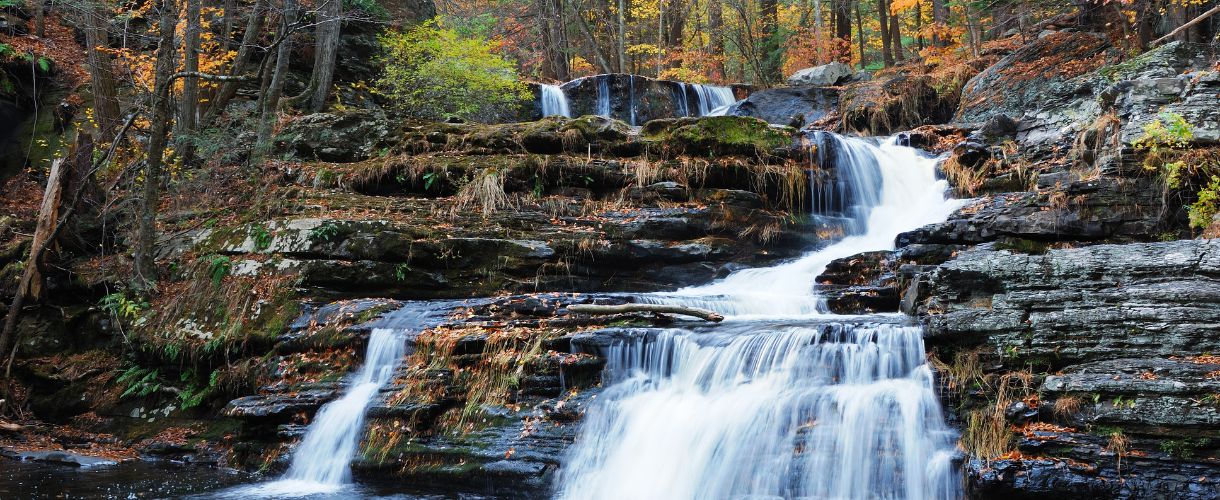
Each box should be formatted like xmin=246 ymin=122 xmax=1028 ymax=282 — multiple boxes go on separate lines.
xmin=209 ymin=255 xmax=232 ymax=285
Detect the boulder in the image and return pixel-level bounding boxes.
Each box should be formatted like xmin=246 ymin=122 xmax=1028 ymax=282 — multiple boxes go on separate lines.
xmin=274 ymin=110 xmax=391 ymax=162
xmin=727 ymin=86 xmax=838 ymax=126
xmin=786 ymin=62 xmax=853 ymax=86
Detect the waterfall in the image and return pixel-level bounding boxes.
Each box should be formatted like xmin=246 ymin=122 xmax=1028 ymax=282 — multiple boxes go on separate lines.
xmin=218 ymin=304 xmax=442 ymax=498
xmin=556 ymin=133 xmax=965 ymax=499
xmin=628 ymin=75 xmax=638 ymax=126
xmin=540 ymin=84 xmax=572 ymax=118
xmin=646 ymin=134 xmax=963 ymax=318
xmin=674 ymin=83 xmax=691 ymax=117
xmin=596 ymin=77 xmax=611 ymax=117
xmin=688 ymin=83 xmax=737 ymax=117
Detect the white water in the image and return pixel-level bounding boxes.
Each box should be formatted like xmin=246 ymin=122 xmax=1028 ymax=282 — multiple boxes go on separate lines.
xmin=596 ymin=77 xmax=611 ymax=117
xmin=557 ymin=134 xmax=964 ymax=499
xmin=582 ymin=77 xmax=737 ymax=120
xmin=649 ymin=135 xmax=963 ymax=318
xmin=540 ymin=84 xmax=572 ymax=118
xmin=688 ymin=83 xmax=737 ymax=117
xmin=217 ymin=304 xmax=441 ymax=498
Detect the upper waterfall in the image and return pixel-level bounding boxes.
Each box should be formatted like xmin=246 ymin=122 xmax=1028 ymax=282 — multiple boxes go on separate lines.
xmin=539 ymin=84 xmax=572 ymax=118
xmin=535 ymin=74 xmax=745 ymax=123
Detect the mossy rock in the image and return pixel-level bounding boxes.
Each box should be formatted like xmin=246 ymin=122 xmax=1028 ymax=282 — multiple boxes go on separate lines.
xmin=644 ymin=116 xmax=794 ymax=156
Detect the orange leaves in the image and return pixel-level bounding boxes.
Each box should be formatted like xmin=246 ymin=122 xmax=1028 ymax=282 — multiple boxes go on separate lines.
xmin=781 ymin=28 xmax=851 ymax=76
xmin=1021 ymin=422 xmax=1077 ymax=435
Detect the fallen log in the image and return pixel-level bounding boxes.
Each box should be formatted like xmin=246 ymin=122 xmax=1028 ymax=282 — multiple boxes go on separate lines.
xmin=567 ymin=303 xmax=725 ymax=322
xmin=0 ymin=419 xmax=22 ymax=433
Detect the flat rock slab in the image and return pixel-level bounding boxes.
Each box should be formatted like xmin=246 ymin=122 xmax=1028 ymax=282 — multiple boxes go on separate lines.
xmin=2 ymin=448 xmax=119 ymax=468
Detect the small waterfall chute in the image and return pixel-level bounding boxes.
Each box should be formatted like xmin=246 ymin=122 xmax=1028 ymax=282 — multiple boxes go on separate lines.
xmin=688 ymin=83 xmax=737 ymax=116
xmin=596 ymin=77 xmax=611 ymax=117
xmin=216 ymin=303 xmax=446 ymax=498
xmin=539 ymin=84 xmax=572 ymax=118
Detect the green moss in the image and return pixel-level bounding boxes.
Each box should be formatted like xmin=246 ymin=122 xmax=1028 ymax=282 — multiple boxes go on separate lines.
xmin=662 ymin=116 xmax=793 ymax=155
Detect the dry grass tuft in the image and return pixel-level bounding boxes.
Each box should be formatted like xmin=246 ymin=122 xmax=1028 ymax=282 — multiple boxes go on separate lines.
xmin=455 ymin=167 xmax=511 ymax=216
xmin=1053 ymin=396 xmax=1082 ymax=419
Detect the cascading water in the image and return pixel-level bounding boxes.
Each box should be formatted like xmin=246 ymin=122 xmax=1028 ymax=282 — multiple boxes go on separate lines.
xmin=557 ymin=133 xmax=965 ymax=500
xmin=540 ymin=84 xmax=572 ymax=118
xmin=596 ymin=77 xmax=611 ymax=117
xmin=688 ymin=83 xmax=737 ymax=117
xmin=215 ymin=304 xmax=443 ymax=498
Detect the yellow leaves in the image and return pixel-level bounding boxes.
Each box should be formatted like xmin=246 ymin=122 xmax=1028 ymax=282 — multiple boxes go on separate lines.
xmin=626 ymin=43 xmax=663 ymax=57
xmin=889 ymin=0 xmax=922 ymax=14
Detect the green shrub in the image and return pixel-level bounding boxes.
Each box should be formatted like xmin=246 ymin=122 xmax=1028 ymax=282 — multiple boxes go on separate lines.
xmin=376 ymin=19 xmax=531 ymax=122
xmin=1190 ymin=176 xmax=1220 ymax=230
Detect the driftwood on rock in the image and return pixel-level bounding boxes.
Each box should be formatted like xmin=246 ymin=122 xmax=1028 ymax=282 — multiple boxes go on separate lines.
xmin=567 ymin=303 xmax=725 ymax=322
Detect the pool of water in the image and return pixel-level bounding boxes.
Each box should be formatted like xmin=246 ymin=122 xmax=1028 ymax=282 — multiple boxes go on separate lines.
xmin=0 ymin=460 xmax=502 ymax=499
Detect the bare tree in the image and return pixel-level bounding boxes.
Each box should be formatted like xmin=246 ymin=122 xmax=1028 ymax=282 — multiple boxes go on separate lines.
xmin=134 ymin=0 xmax=179 ymax=289
xmin=203 ymin=0 xmax=266 ymax=126
xmin=878 ymin=0 xmax=892 ymax=66
xmin=83 ymin=1 xmax=121 ymax=136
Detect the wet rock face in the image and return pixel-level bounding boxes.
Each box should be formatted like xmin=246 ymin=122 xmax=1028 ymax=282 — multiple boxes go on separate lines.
xmin=916 ymin=239 xmax=1220 ymax=498
xmin=897 ymin=176 xmax=1172 ymax=247
xmin=922 ymin=240 xmax=1220 ymax=364
xmin=956 ymin=31 xmax=1112 ymax=129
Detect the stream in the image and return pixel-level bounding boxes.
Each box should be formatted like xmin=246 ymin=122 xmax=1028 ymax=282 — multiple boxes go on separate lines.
xmin=0 ymin=133 xmax=963 ymax=499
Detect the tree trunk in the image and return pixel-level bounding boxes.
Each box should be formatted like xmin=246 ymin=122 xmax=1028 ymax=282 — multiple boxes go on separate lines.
xmin=540 ymin=0 xmax=570 ymax=80
xmin=567 ymin=303 xmax=724 ymax=322
xmin=889 ymin=3 xmax=904 ymax=62
xmin=834 ymin=0 xmax=852 ymax=63
xmin=760 ymin=0 xmax=779 ymax=82
xmin=221 ymin=0 xmax=237 ymax=53
xmin=307 ymin=0 xmax=341 ymax=112
xmin=255 ymin=0 xmax=298 ymax=155
xmin=616 ymin=0 xmax=626 ymax=73
xmin=178 ymin=0 xmax=202 ymax=158
xmin=1135 ymin=1 xmax=1163 ymax=49
xmin=878 ymin=0 xmax=892 ymax=66
xmin=856 ymin=0 xmax=866 ymax=65
xmin=32 ymin=0 xmax=45 ymax=37
xmin=0 ymin=158 xmax=64 ymax=377
xmin=931 ymin=0 xmax=947 ymax=46
xmin=571 ymin=0 xmax=613 ymax=73
xmin=665 ymin=0 xmax=685 ymax=53
xmin=84 ymin=2 xmax=121 ymax=136
xmin=708 ymin=0 xmax=725 ymax=78
xmin=135 ymin=0 xmax=178 ymax=289
xmin=0 ymin=115 xmax=134 ymax=380
xmin=203 ymin=0 xmax=266 ymax=126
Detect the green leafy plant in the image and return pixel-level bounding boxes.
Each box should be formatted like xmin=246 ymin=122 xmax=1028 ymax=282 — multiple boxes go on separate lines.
xmin=100 ymin=292 xmax=148 ymax=322
xmin=344 ymin=0 xmax=388 ymax=19
xmin=310 ymin=222 xmax=341 ymax=242
xmin=250 ymin=225 xmax=273 ymax=251
xmin=209 ymin=255 xmax=232 ymax=286
xmin=1189 ymin=176 xmax=1219 ymax=230
xmin=394 ymin=263 xmax=411 ymax=282
xmin=1134 ymin=112 xmax=1194 ymax=187
xmin=375 ymin=19 xmax=531 ymax=122
xmin=117 ymin=366 xmax=162 ymax=398
xmin=423 ymin=171 xmax=440 ymax=191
